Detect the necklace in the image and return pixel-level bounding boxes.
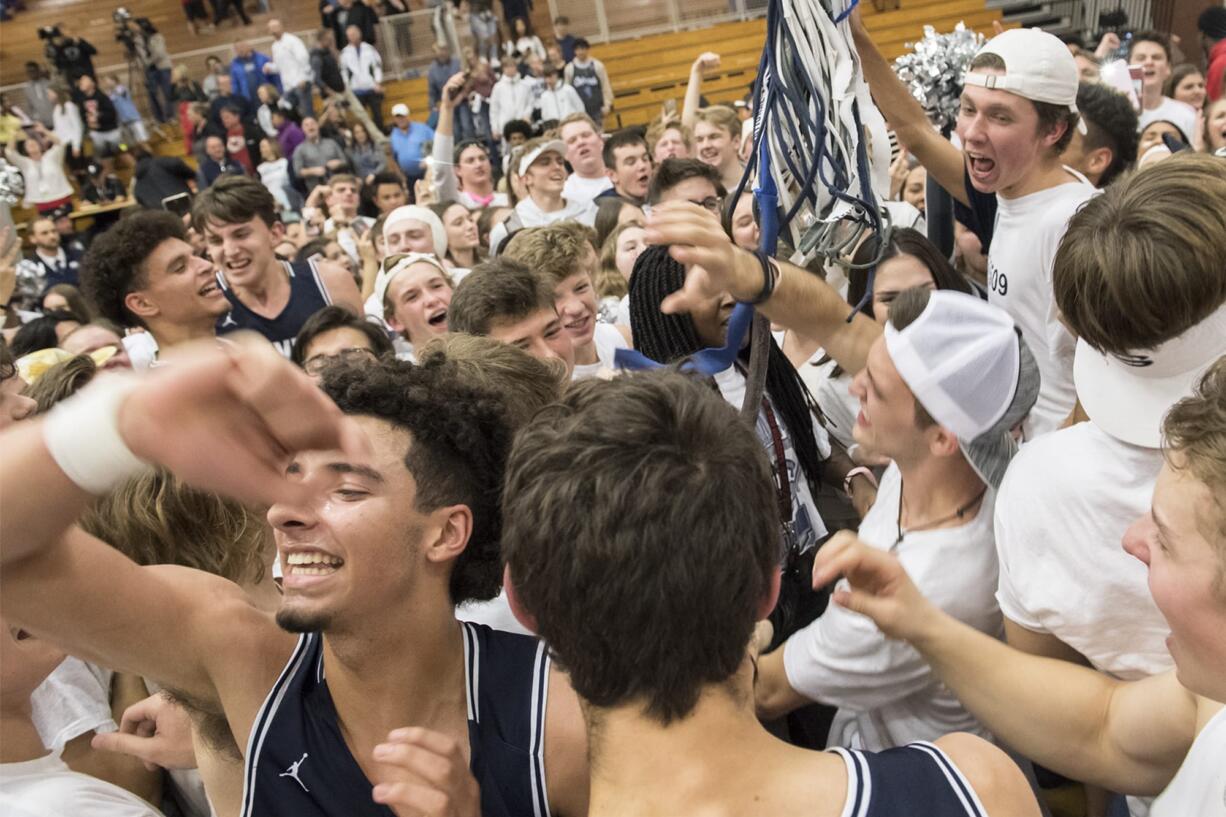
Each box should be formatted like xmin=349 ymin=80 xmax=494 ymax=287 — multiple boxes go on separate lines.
xmin=893 ymin=477 xmax=987 ymax=549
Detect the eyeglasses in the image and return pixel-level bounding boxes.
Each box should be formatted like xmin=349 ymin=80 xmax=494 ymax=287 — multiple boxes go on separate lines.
xmin=303 ymin=346 xmax=377 ymax=375
xmin=690 ymin=196 xmax=724 ymax=214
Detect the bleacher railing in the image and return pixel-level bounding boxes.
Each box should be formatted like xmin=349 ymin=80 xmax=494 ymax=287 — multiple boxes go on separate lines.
xmin=544 ymin=0 xmax=765 ymax=46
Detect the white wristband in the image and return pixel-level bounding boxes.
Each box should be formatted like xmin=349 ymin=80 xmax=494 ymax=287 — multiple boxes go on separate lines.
xmin=42 ymin=373 xmax=151 ymax=495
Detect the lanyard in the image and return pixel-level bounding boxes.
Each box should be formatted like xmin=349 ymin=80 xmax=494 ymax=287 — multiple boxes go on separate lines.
xmin=761 ymin=397 xmax=793 ymax=527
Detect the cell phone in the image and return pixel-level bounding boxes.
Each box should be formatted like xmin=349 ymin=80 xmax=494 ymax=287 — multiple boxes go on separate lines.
xmin=662 ymin=98 xmax=678 ymax=117
xmin=163 ymin=192 xmax=192 ymax=216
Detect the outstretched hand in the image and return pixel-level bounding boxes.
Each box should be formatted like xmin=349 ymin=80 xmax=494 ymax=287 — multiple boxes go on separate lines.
xmin=644 ymin=201 xmax=752 ymax=315
xmin=117 ymin=338 xmax=369 ymax=509
xmin=92 ymin=692 xmax=197 ymax=772
xmin=811 ymin=530 xmax=938 ymax=643
xmin=372 ymin=727 xmax=481 ymax=817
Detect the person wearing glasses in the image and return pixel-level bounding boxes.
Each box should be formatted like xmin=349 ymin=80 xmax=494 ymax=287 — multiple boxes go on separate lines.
xmin=291 ymin=304 xmax=394 ymax=378
xmin=645 ymin=158 xmax=726 ymax=216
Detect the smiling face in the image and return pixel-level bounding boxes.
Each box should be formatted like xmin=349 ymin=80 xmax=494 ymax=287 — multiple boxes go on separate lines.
xmin=902 ymin=165 xmax=927 ymax=214
xmin=204 ymin=216 xmax=283 ymax=289
xmin=128 ymin=237 xmax=230 ymax=330
xmin=871 ymin=254 xmax=937 ymax=325
xmin=386 ymin=262 xmax=452 ymax=344
xmin=1172 ymin=71 xmax=1206 ymax=110
xmin=1206 ymin=99 xmax=1226 ymax=151
xmin=270 ymin=418 xmax=435 ymax=634
xmin=552 ymin=261 xmax=599 ymax=349
xmin=456 ymin=144 xmax=492 ymax=190
xmin=441 ymin=205 xmax=478 ymax=254
xmin=487 ymin=307 xmax=575 ymax=379
xmin=693 ymin=121 xmax=738 ymax=171
xmin=1122 ymin=460 xmax=1226 ymax=701
xmin=522 ymin=151 xmax=568 ymax=199
xmin=561 ymin=120 xmax=604 ymax=176
xmin=609 ymin=142 xmax=653 ymax=200
xmin=957 ymin=70 xmax=1062 ymax=197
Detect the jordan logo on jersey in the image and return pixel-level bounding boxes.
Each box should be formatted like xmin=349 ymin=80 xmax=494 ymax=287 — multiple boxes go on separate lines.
xmin=221 ymin=314 xmax=237 ymax=328
xmin=279 ymin=753 xmax=310 ymax=792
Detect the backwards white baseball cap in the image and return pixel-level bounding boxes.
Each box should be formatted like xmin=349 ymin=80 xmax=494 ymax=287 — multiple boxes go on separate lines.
xmin=371 ymin=252 xmax=452 ymax=321
xmin=384 ymin=205 xmax=448 ymax=258
xmin=963 ymin=28 xmax=1085 ymax=132
xmin=517 ymin=139 xmax=566 ymax=177
xmin=884 ymin=291 xmax=1040 ymax=488
xmin=1074 ymin=305 xmax=1226 ymax=449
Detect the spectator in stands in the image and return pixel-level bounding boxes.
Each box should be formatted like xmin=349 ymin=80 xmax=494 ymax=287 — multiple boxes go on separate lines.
xmin=1061 ymin=82 xmax=1138 ymax=187
xmin=341 ymin=24 xmax=385 ymax=131
xmin=268 ymin=18 xmax=315 ymax=119
xmin=201 ymin=56 xmax=226 ymax=99
xmin=560 ymin=113 xmax=612 ymax=203
xmin=213 ymin=0 xmax=251 ymax=28
xmin=429 ymin=201 xmax=483 ymax=273
xmin=488 ymin=137 xmax=599 ymax=253
xmin=448 ymin=257 xmax=575 ymax=377
xmin=1202 ymin=6 xmax=1226 ymax=103
xmin=370 ymin=171 xmax=408 ymax=214
xmin=5 ymin=124 xmax=73 ymax=215
xmin=171 ymin=65 xmax=206 ymax=144
xmin=647 ymin=117 xmax=692 ymax=161
xmin=99 ymin=75 xmax=148 ymax=149
xmin=73 ymin=75 xmax=121 ymax=165
xmin=427 ymin=42 xmax=461 ymax=115
xmin=271 ymin=108 xmax=305 ymax=159
xmin=311 ymin=29 xmax=347 ymax=101
xmin=538 ymin=66 xmax=585 ymax=125
xmin=323 ymin=0 xmax=377 ymax=48
xmin=81 ymin=210 xmax=228 ymax=357
xmin=370 ymin=252 xmax=453 ymax=356
xmin=553 ymin=16 xmax=575 ymax=63
xmin=131 ymin=18 xmax=174 ymax=125
xmin=255 ymin=84 xmax=290 ymax=137
xmin=600 ymin=128 xmax=653 ymax=205
xmin=208 ymin=74 xmax=254 ymax=128
xmin=20 ymin=217 xmax=82 ymax=292
xmin=45 ymin=26 xmax=97 ymax=83
xmin=346 ymin=121 xmax=386 ymax=184
xmin=564 ymin=39 xmax=613 ymax=128
xmin=230 ymin=42 xmax=281 ymax=108
xmin=546 ymin=44 xmax=567 ymax=75
xmin=258 ymin=138 xmax=295 ymax=212
xmin=692 ymin=105 xmax=744 ymax=192
xmin=490 ymin=58 xmax=535 ymax=147
xmin=198 ymin=134 xmax=246 ymax=188
xmin=218 ymin=106 xmax=263 ymax=175
xmin=130 ymin=146 xmax=196 ymax=210
xmin=185 ymin=102 xmax=214 ymax=159
xmin=432 ymin=74 xmax=508 ymax=209
xmin=23 ymin=63 xmax=54 ymax=128
xmin=388 ymin=103 xmax=434 ymax=189
xmin=1207 ymin=98 xmax=1226 ymax=153
xmin=290 ymin=304 xmax=394 ymax=373
xmin=181 ymin=0 xmax=213 ymax=37
xmin=79 ymin=161 xmax=126 ymax=206
xmin=1165 ymin=65 xmax=1207 ymax=112
xmin=292 ymin=116 xmax=349 ymax=191
xmin=469 ymin=0 xmax=500 ymax=64
xmin=46 ymin=85 xmax=82 ymax=163
xmin=507 ymin=17 xmax=545 ymax=62
xmin=1129 ymin=32 xmax=1187 ymax=132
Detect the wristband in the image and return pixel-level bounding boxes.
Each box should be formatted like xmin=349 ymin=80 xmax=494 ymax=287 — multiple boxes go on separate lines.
xmin=843 ymin=466 xmax=878 ymax=498
xmin=743 ymin=251 xmax=780 ymax=306
xmin=42 ymin=373 xmax=151 ymax=494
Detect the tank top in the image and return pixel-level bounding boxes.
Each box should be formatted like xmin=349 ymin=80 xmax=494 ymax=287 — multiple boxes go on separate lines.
xmin=1150 ymin=704 xmax=1226 ymax=817
xmin=216 ymin=258 xmax=331 ymax=357
xmin=240 ymin=623 xmax=552 ymax=817
xmin=832 ymin=742 xmax=989 ymax=816
xmin=568 ymin=61 xmax=602 ymax=119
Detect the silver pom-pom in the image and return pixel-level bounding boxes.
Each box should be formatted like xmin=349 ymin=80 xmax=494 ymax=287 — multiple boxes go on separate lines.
xmin=0 ymin=160 xmax=24 ymax=207
xmin=893 ymin=23 xmax=986 ymax=131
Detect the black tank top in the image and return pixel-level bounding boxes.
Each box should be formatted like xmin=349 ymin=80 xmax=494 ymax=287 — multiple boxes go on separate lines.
xmin=216 ymin=258 xmax=331 ymax=357
xmin=239 ymin=624 xmax=552 ymax=817
xmin=831 ymin=742 xmax=991 ymax=816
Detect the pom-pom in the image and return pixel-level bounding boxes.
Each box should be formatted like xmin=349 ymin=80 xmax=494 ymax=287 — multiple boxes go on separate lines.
xmin=0 ymin=160 xmax=24 ymax=207
xmin=892 ymin=23 xmax=986 ymax=131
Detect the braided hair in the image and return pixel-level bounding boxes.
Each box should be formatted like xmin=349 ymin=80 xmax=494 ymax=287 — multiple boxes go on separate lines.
xmin=628 ymin=245 xmax=826 ymax=493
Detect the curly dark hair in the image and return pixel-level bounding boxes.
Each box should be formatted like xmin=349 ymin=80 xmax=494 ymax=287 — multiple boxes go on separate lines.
xmin=81 ymin=210 xmax=187 ymax=328
xmin=1075 ymin=81 xmax=1139 ymax=188
xmin=318 ymin=358 xmax=512 ymax=605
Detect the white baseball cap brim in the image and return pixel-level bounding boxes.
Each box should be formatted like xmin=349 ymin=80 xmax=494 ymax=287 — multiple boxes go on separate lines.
xmin=1073 ymin=306 xmax=1226 ymax=448
xmin=517 ymin=139 xmax=566 ymax=177
xmin=391 ymin=103 xmax=410 ymax=116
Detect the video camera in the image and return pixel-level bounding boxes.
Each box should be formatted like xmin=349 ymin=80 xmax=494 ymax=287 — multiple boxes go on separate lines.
xmin=113 ymin=7 xmax=139 ymax=56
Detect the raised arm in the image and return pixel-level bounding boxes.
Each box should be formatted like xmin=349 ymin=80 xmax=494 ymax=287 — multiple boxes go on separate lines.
xmin=681 ymin=52 xmax=720 ymax=130
xmin=849 ymin=12 xmax=968 ymax=206
xmin=811 ymin=533 xmax=1200 ymax=796
xmin=644 ymin=202 xmax=881 ymax=374
xmin=430 ymin=73 xmax=466 ymax=203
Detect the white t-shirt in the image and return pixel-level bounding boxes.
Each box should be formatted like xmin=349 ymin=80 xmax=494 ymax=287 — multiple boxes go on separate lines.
xmin=455 ymin=591 xmax=533 ymax=636
xmin=783 ymin=463 xmax=998 ymax=751
xmin=987 ymin=171 xmax=1096 ymax=438
xmin=488 ymin=195 xmax=598 ymax=254
xmin=1137 ymin=97 xmax=1196 ymax=136
xmin=561 ymin=172 xmax=612 ymax=205
xmin=994 ymin=421 xmax=1172 ymax=680
xmin=571 ymin=322 xmax=627 ymax=380
xmin=714 ymin=365 xmax=831 ymax=551
xmin=30 ymin=658 xmax=115 ymax=753
xmin=1151 ymin=704 xmax=1226 ymax=817
xmin=0 ymin=752 xmax=162 ymax=817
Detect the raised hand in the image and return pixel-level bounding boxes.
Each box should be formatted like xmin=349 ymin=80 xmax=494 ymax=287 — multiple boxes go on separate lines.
xmin=644 ymin=201 xmax=756 ymax=314
xmin=693 ymin=52 xmax=721 ymax=73
xmin=372 ymin=727 xmax=481 ymax=817
xmin=92 ymin=691 xmax=198 ymax=772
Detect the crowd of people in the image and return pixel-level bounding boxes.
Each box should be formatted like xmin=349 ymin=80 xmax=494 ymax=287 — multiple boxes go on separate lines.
xmin=1 ymin=2 xmax=1225 ymax=817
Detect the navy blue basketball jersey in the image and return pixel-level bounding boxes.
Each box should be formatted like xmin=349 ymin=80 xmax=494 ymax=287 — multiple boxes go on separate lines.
xmin=216 ymin=258 xmax=331 ymax=357
xmin=832 ymin=742 xmax=990 ymax=816
xmin=239 ymin=623 xmax=552 ymax=817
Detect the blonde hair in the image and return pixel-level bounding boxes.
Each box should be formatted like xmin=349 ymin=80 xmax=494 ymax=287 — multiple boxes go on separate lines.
xmin=416 ymin=334 xmax=567 ymax=428
xmin=80 ymin=469 xmax=269 ymax=585
xmin=25 ymin=354 xmax=97 ymax=414
xmin=646 ymin=118 xmax=692 ymax=153
xmin=596 ymin=221 xmax=640 ymax=299
xmin=693 ymin=105 xmax=739 ymax=139
xmin=1163 ymin=357 xmax=1226 ymax=541
xmin=503 ymin=222 xmax=596 ymax=287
